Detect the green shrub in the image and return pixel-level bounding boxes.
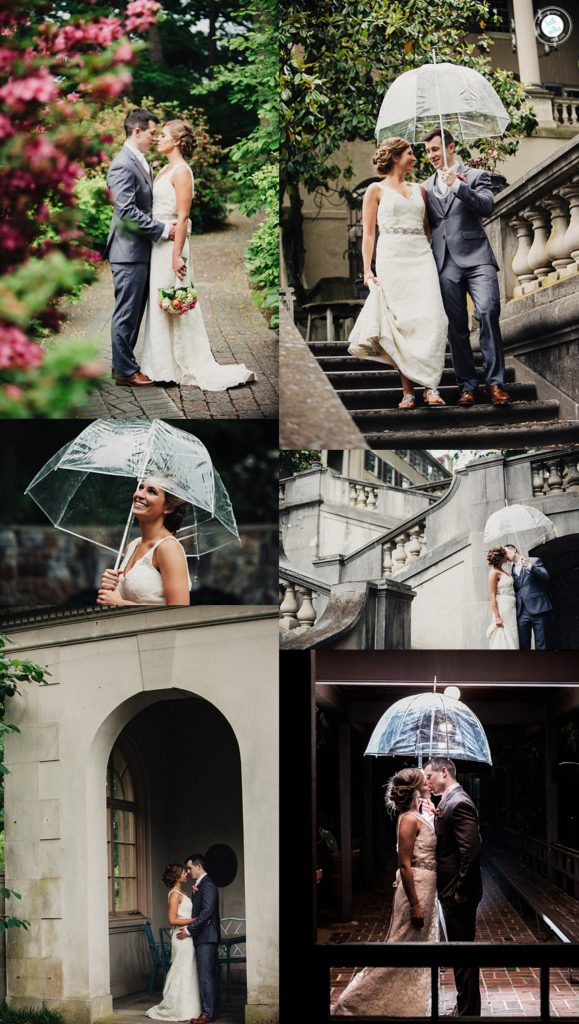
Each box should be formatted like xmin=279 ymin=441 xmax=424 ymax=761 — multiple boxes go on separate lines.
xmin=0 ymin=1008 xmax=65 ymax=1024
xmin=75 ymin=176 xmax=112 ymax=251
xmin=244 ymin=165 xmax=279 ymax=329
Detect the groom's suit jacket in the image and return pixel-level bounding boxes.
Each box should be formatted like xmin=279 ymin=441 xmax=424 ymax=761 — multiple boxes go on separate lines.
xmin=511 ymin=558 xmax=552 ymax=616
xmin=424 ymin=164 xmax=499 ymax=273
xmin=434 ymin=784 xmax=483 ymax=905
xmin=103 ymin=146 xmax=165 ymax=263
xmin=187 ymin=874 xmax=221 ymax=946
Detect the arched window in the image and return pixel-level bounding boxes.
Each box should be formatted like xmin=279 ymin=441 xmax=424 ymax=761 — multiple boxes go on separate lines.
xmin=106 ymin=741 xmax=145 ymax=917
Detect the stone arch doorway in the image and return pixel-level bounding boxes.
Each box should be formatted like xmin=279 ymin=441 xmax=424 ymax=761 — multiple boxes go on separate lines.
xmin=96 ymin=692 xmax=244 ymax=1001
xmin=531 ymin=535 xmax=579 ymax=648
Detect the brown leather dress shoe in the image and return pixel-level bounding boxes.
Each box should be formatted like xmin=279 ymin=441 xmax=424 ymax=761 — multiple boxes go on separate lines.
xmin=189 ymin=1016 xmax=216 ymax=1023
xmin=488 ymin=383 xmax=510 ymax=404
xmin=114 ymin=371 xmax=154 ymax=387
xmin=457 ymin=390 xmax=475 ymax=406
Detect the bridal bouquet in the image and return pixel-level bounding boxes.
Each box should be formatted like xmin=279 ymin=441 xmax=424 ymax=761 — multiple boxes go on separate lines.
xmin=158 ymin=260 xmax=198 ymax=315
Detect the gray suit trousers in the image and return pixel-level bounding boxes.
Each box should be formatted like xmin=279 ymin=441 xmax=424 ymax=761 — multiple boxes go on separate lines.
xmin=110 ymin=262 xmax=150 ymax=377
xmin=439 ymin=251 xmax=505 ymax=393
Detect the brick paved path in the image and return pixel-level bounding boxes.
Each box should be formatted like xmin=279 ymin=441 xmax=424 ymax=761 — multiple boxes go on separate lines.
xmin=103 ymin=988 xmax=245 ymax=1023
xmin=328 ymin=869 xmax=579 ymax=1017
xmin=50 ymin=211 xmax=278 ymax=420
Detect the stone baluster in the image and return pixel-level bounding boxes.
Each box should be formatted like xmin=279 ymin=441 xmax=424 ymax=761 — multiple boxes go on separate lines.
xmin=563 ymin=453 xmax=579 ymax=493
xmin=553 ymin=99 xmax=564 ymax=125
xmin=510 ymin=216 xmax=535 ymax=296
xmin=392 ymin=532 xmax=409 ymax=573
xmin=382 ymin=541 xmax=394 ymax=577
xmin=531 ymin=461 xmax=545 ymax=497
xmin=544 ymin=195 xmax=573 ymax=280
xmin=279 ymin=580 xmax=299 ymax=630
xmin=354 ymin=484 xmax=366 ymax=508
xmin=523 ymin=206 xmax=553 ymax=284
xmin=419 ymin=528 xmax=427 ymax=557
xmin=545 ymin=458 xmax=564 ymax=495
xmin=406 ymin=524 xmax=423 ymax=562
xmin=279 ymin=483 xmax=285 ymax=505
xmin=295 ymin=587 xmax=317 ymax=630
xmin=366 ymin=487 xmax=377 ymax=511
xmin=560 ymin=179 xmax=579 ymax=270
xmin=349 ymin=482 xmax=357 ymax=506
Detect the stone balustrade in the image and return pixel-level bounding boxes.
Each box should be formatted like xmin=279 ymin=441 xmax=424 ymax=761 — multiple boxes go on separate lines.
xmin=348 ymin=482 xmax=379 ymax=510
xmin=553 ymin=98 xmax=579 ymax=128
xmin=279 ymin=573 xmax=329 ymax=633
xmin=381 ymin=520 xmax=427 ymax=576
xmin=531 ymin=449 xmax=579 ymax=496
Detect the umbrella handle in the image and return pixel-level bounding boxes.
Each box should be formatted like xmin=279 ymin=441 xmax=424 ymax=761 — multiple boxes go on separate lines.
xmin=431 ymin=50 xmax=448 ymax=167
xmin=114 ymin=503 xmax=136 ymax=571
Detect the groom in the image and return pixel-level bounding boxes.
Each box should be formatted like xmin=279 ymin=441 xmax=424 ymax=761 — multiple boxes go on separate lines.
xmin=424 ymin=757 xmax=482 ymax=1018
xmin=505 ymin=544 xmax=553 ymax=649
xmin=423 ymin=128 xmax=510 ymax=407
xmin=177 ymin=853 xmax=221 ymax=1023
xmin=104 ymin=108 xmax=176 ymax=387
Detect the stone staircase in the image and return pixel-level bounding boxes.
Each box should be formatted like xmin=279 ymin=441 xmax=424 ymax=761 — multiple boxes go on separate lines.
xmin=308 ymin=342 xmax=578 ymax=444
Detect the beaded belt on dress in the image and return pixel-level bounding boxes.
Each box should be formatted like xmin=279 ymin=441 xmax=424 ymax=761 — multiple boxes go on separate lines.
xmin=411 ymin=859 xmax=436 ymax=871
xmin=381 ymin=226 xmax=424 ymax=235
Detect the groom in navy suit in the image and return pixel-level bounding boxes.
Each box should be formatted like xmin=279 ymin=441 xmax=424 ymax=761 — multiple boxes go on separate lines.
xmin=177 ymin=853 xmax=221 ymax=1023
xmin=505 ymin=544 xmax=553 ymax=650
xmin=423 ymin=128 xmax=510 ymax=407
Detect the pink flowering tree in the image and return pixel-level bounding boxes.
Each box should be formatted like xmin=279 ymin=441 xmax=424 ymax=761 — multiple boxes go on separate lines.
xmin=0 ymin=0 xmax=160 ymax=417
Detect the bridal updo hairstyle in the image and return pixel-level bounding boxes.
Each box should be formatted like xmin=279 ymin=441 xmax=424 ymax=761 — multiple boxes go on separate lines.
xmin=166 ymin=119 xmax=196 ymax=160
xmin=384 ymin=767 xmax=424 ymax=816
xmin=162 ymin=862 xmax=184 ymax=888
xmin=373 ymin=136 xmax=411 ymax=176
xmin=163 ymin=490 xmax=189 ymax=534
xmin=487 ymin=545 xmax=507 ymax=568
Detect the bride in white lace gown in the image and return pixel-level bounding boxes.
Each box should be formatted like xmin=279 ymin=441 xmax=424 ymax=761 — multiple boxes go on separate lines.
xmin=140 ymin=120 xmax=255 ymax=389
xmin=97 ymin=476 xmax=191 ymax=607
xmin=332 ymin=769 xmax=438 ymax=1017
xmin=147 ymin=864 xmax=201 ymax=1021
xmin=487 ymin=546 xmax=519 ymax=649
xmin=348 ymin=137 xmax=448 ymax=410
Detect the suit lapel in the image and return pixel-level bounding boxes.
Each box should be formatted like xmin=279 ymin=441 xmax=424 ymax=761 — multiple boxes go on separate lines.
xmin=426 ymin=172 xmax=446 ymax=218
xmin=125 ymin=147 xmax=153 ymax=193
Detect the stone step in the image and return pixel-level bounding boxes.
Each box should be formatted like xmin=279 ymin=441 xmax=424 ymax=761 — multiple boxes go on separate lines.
xmin=337 ymin=381 xmax=536 ymax=410
xmin=316 ymin=352 xmax=487 ymax=372
xmin=327 ymin=366 xmax=518 ymax=390
xmin=350 ymin=399 xmax=560 ymax=433
xmin=363 ymin=419 xmax=579 ymax=447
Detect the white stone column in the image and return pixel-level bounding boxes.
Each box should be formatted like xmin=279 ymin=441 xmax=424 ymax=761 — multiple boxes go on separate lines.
xmin=512 ymin=0 xmax=541 ymax=85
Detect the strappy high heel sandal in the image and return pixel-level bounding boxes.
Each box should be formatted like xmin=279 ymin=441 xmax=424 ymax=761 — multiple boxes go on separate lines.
xmin=423 ymin=388 xmax=446 ymax=406
xmin=398 ymin=391 xmax=416 ymax=409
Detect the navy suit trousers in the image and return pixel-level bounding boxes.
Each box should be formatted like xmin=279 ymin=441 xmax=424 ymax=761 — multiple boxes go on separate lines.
xmin=439 ymin=251 xmax=505 ymax=392
xmin=517 ymin=607 xmax=551 ymax=650
xmin=196 ymin=941 xmax=219 ymax=1017
xmin=110 ymin=261 xmax=150 ymax=377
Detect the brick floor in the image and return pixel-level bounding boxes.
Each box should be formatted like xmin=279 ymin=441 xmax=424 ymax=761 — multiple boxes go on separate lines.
xmin=102 ymin=986 xmax=245 ymax=1023
xmin=47 ymin=211 xmax=278 ymax=421
xmin=328 ymin=869 xmax=579 ymax=1018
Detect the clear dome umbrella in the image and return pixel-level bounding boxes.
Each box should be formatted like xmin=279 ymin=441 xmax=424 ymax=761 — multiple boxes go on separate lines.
xmin=375 ymin=52 xmax=510 ymax=165
xmin=25 ymin=419 xmax=239 ymax=568
xmin=365 ymin=691 xmax=492 ymax=765
xmin=483 ymin=503 xmax=556 ymax=555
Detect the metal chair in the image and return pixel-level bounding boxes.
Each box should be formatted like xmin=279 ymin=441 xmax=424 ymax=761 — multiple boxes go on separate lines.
xmin=218 ymin=917 xmax=246 ymax=1002
xmin=143 ymin=920 xmax=167 ymax=995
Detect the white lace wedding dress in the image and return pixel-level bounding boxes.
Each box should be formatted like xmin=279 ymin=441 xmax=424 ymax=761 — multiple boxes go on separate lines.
xmin=487 ymin=573 xmax=519 ymax=649
xmin=332 ymin=811 xmax=438 ymax=1017
xmin=117 ymin=536 xmax=191 ymax=606
xmin=141 ymin=164 xmax=256 ymax=389
xmin=146 ymin=890 xmax=201 ymax=1021
xmin=348 ymin=182 xmax=448 ymax=388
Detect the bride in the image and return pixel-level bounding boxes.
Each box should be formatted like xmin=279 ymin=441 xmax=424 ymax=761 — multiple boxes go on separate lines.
xmin=146 ymin=863 xmax=201 ymax=1021
xmin=348 ymin=137 xmax=448 ymax=410
xmin=486 ymin=546 xmax=519 ymax=649
xmin=140 ymin=119 xmax=256 ymax=390
xmin=97 ymin=475 xmax=191 ymax=607
xmin=332 ymin=767 xmax=438 ymax=1017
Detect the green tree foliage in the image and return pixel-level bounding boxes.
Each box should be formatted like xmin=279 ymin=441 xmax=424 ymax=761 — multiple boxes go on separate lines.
xmin=0 ymin=636 xmax=51 ymax=932
xmin=280 ymin=450 xmax=321 ymax=476
xmin=280 ymin=0 xmax=537 ymax=290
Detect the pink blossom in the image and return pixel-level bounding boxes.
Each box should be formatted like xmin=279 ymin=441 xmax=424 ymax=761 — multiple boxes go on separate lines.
xmin=66 ymin=91 xmax=81 ymax=102
xmin=0 ymin=68 xmax=58 ymax=111
xmin=0 ymin=114 xmax=14 ymax=139
xmin=0 ymin=47 xmax=18 ymax=73
xmin=125 ymin=0 xmax=161 ymax=33
xmin=4 ymin=384 xmax=23 ymax=399
xmin=114 ymin=42 xmax=134 ymax=63
xmin=73 ymin=361 xmax=104 ymax=379
xmin=0 ymin=326 xmax=44 ymax=371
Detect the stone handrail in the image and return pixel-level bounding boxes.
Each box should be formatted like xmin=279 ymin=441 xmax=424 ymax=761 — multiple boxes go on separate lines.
xmin=280 ymin=578 xmax=369 ymax=649
xmin=484 ymin=135 xmax=579 ymax=302
xmin=279 ymin=566 xmax=331 ymax=634
xmin=553 ymin=98 xmax=579 ymax=128
xmin=530 ymin=448 xmax=579 ymax=496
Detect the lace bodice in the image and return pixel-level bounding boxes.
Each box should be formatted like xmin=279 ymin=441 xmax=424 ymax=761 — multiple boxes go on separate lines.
xmin=377 ymin=181 xmax=425 ymax=236
xmin=409 ymin=812 xmax=437 ymax=870
xmin=118 ymin=535 xmax=191 ymax=606
xmin=153 ymin=164 xmax=194 ymax=219
xmin=497 ymin=573 xmax=515 ymax=597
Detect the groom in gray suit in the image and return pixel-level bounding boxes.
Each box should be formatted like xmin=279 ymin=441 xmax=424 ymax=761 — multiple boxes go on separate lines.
xmin=103 ymin=108 xmax=176 ymax=386
xmin=505 ymin=544 xmax=553 ymax=649
xmin=423 ymin=128 xmax=510 ymax=407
